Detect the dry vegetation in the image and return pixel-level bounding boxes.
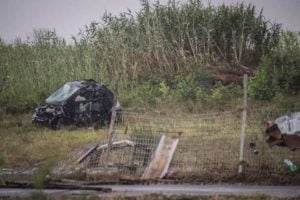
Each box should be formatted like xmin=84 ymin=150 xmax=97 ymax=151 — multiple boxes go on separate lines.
xmin=0 ymin=114 xmax=106 ymax=168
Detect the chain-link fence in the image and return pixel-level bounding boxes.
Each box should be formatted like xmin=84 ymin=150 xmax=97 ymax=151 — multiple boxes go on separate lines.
xmin=79 ymin=105 xmax=300 ymax=180
xmin=1 ymin=105 xmax=298 ymax=182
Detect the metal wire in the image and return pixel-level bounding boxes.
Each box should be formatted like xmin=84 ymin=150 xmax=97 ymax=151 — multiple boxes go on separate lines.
xmin=81 ymin=106 xmax=300 ymax=179
xmin=1 ymin=106 xmax=298 ymax=182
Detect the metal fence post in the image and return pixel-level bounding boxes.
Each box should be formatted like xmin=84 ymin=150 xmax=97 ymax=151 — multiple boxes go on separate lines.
xmin=238 ymin=73 xmax=248 ymax=173
xmin=105 ymin=94 xmax=118 ymax=172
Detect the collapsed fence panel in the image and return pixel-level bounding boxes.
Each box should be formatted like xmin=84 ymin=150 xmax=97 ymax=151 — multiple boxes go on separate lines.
xmin=79 ymin=111 xmax=242 ymax=178
xmin=2 ymin=105 xmax=299 ymax=183
xmin=77 ymin=106 xmax=299 ymax=180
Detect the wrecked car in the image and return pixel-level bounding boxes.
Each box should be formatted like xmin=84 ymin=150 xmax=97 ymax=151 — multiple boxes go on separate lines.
xmin=265 ymin=112 xmax=300 ymax=151
xmin=32 ymin=79 xmax=122 ymax=129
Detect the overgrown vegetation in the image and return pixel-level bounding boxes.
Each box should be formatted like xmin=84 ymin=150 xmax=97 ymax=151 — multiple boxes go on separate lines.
xmin=1 ymin=1 xmax=299 ymax=188
xmin=1 ymin=0 xmax=298 ymax=114
xmin=32 ymin=155 xmax=59 ymax=189
xmin=0 ymin=113 xmax=104 ymax=168
xmin=249 ymin=31 xmax=300 ymax=100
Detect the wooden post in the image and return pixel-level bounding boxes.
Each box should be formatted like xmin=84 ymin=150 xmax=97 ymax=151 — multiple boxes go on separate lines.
xmin=105 ymin=94 xmax=118 ymax=171
xmin=238 ymin=74 xmax=248 ymax=173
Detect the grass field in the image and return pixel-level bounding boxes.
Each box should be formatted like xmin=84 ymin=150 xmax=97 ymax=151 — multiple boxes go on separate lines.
xmin=0 ymin=109 xmax=240 ymax=169
xmin=0 ymin=113 xmax=106 ymax=168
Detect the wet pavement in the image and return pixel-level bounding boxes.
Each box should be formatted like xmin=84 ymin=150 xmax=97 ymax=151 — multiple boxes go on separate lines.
xmin=1 ymin=184 xmax=300 ymax=198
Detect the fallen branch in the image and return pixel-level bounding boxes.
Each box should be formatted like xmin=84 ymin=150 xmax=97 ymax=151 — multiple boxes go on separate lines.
xmin=76 ymin=140 xmax=136 ymax=165
xmin=76 ymin=145 xmax=99 ymax=164
xmin=2 ymin=180 xmax=111 ymax=192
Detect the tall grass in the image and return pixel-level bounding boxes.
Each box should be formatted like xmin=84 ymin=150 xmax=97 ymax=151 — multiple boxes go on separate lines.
xmin=0 ymin=113 xmax=104 ymax=168
xmin=0 ymin=1 xmax=284 ymax=113
xmin=0 ymin=30 xmax=99 ymax=112
xmin=89 ymin=1 xmax=280 ymax=79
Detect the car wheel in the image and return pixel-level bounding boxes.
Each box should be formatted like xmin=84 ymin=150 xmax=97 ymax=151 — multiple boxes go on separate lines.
xmin=93 ymin=121 xmax=103 ymax=130
xmin=49 ymin=118 xmax=64 ymax=130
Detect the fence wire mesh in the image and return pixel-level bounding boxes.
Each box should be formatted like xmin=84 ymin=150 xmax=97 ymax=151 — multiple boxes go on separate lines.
xmin=80 ymin=106 xmax=300 ymax=179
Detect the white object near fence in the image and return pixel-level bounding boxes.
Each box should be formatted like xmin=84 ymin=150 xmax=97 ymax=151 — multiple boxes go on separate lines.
xmin=238 ymin=74 xmax=248 ymax=173
xmin=275 ymin=112 xmax=300 ymax=135
xmin=142 ymin=135 xmax=179 ymax=179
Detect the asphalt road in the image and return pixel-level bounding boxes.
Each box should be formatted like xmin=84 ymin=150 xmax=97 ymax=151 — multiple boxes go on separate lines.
xmin=1 ymin=185 xmax=300 ymax=198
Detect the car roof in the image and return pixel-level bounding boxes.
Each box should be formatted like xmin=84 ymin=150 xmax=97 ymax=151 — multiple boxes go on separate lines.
xmin=66 ymin=80 xmax=114 ymax=96
xmin=65 ymin=79 xmax=95 ymax=88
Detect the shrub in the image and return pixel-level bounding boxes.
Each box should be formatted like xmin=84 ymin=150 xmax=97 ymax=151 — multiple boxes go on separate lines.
xmin=249 ymin=57 xmax=278 ymax=100
xmin=119 ymin=82 xmax=161 ymax=107
xmin=249 ymin=31 xmax=300 ymax=100
xmin=196 ymin=87 xmax=209 ymax=103
xmin=211 ymin=83 xmax=242 ymax=103
xmin=159 ymin=81 xmax=171 ymax=99
xmin=32 ymin=155 xmax=59 ymax=189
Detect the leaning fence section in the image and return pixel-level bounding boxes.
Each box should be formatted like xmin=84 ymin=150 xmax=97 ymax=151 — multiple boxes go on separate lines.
xmin=80 ymin=106 xmax=300 ymax=180
xmin=82 ymin=110 xmax=242 ymax=178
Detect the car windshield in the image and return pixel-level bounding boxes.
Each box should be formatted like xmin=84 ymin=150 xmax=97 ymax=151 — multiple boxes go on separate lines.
xmin=46 ymin=82 xmax=81 ymax=104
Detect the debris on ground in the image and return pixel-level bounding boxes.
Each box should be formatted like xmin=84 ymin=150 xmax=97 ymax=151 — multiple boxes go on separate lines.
xmin=2 ymin=180 xmax=112 ymax=192
xmin=74 ymin=131 xmax=180 ymax=180
xmin=283 ymin=159 xmax=298 ymax=173
xmin=77 ymin=140 xmax=136 ymax=165
xmin=265 ymin=112 xmax=300 ymax=150
xmin=142 ymin=135 xmax=179 ymax=179
xmin=76 ymin=138 xmax=153 ymax=173
xmin=249 ymin=142 xmax=259 ymax=155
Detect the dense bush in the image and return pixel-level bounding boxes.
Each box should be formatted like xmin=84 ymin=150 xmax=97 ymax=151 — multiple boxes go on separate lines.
xmin=249 ymin=31 xmax=300 ymax=100
xmin=211 ymin=83 xmax=242 ymax=103
xmin=248 ymin=56 xmax=278 ymax=100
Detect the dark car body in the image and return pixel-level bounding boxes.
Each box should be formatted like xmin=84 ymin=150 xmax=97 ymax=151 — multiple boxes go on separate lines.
xmin=32 ymin=79 xmax=122 ymax=129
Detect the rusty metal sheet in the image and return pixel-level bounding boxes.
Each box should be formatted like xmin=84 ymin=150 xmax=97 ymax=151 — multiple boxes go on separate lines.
xmin=142 ymin=135 xmax=179 ymax=179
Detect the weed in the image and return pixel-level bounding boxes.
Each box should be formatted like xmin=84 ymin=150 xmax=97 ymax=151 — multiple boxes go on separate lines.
xmin=0 ymin=157 xmax=6 ymax=167
xmin=30 ymin=191 xmax=48 ymax=200
xmin=32 ymin=155 xmax=59 ymax=189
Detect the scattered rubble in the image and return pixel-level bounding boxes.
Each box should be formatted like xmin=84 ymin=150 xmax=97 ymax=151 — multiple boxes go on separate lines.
xmin=265 ymin=112 xmax=300 ymax=150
